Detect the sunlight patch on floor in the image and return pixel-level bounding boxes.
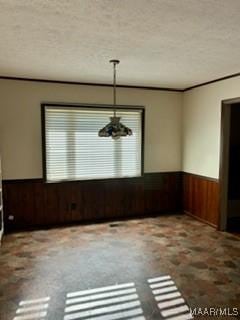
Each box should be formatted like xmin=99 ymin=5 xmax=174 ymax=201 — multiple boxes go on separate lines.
xmin=12 ymin=276 xmax=194 ymax=319
xmin=13 ymin=297 xmax=50 ymax=320
xmin=148 ymin=275 xmax=193 ymax=319
xmin=64 ymin=282 xmax=145 ymax=320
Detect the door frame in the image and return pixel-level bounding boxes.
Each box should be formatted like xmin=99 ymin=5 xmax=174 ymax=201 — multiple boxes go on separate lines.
xmin=219 ymin=97 xmax=240 ymax=230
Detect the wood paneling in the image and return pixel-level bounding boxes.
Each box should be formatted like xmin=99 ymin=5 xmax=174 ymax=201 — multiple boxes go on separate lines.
xmin=3 ymin=172 xmax=220 ymax=231
xmin=3 ymin=172 xmax=182 ymax=231
xmin=183 ymin=172 xmax=220 ymax=227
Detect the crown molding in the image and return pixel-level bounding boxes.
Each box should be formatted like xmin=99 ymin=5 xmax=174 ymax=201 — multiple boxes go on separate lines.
xmin=1 ymin=72 xmax=240 ymax=92
xmin=184 ymin=72 xmax=240 ymax=91
xmin=0 ymin=76 xmax=183 ymax=92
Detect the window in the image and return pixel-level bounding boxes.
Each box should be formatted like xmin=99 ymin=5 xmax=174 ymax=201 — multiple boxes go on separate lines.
xmin=42 ymin=104 xmax=144 ymax=182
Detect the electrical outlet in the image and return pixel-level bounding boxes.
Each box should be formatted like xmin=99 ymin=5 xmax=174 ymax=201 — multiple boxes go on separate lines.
xmin=8 ymin=215 xmax=14 ymax=221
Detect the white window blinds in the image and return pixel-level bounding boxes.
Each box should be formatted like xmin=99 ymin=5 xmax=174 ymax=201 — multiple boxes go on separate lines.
xmin=44 ymin=106 xmax=143 ymax=182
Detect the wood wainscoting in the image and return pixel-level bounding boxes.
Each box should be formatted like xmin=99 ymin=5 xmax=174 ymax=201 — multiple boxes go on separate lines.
xmin=183 ymin=172 xmax=220 ymax=228
xmin=3 ymin=172 xmax=182 ymax=231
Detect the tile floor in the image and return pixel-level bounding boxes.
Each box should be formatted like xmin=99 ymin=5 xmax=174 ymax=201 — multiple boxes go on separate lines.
xmin=0 ymin=214 xmax=240 ymax=319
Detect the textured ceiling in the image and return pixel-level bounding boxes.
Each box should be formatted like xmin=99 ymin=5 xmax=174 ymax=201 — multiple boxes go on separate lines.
xmin=0 ymin=0 xmax=240 ymax=89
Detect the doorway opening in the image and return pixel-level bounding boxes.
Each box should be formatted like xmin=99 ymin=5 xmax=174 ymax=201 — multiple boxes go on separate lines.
xmin=220 ymin=98 xmax=240 ymax=233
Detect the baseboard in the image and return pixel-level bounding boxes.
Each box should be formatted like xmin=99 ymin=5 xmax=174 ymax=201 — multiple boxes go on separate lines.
xmin=5 ymin=211 xmax=183 ymax=234
xmin=184 ymin=210 xmax=217 ymax=228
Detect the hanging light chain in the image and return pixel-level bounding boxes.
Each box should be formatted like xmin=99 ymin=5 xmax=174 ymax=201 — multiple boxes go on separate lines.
xmin=110 ymin=59 xmax=119 ymax=117
xmin=113 ymin=61 xmax=116 ymax=116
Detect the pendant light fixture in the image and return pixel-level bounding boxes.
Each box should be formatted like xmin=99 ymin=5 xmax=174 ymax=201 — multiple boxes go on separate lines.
xmin=98 ymin=59 xmax=133 ymax=140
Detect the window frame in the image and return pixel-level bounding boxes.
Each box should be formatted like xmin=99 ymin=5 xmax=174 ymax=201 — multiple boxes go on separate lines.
xmin=41 ymin=102 xmax=145 ymax=183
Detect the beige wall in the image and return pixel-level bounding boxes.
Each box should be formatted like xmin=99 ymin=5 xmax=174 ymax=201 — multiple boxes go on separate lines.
xmin=2 ymin=75 xmax=240 ymax=181
xmin=183 ymin=76 xmax=240 ymax=179
xmin=0 ymin=79 xmax=182 ymax=179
